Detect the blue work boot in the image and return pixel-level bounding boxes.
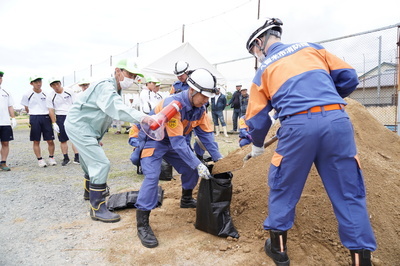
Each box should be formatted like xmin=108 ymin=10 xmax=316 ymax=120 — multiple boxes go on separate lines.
xmin=83 ymin=174 xmax=90 ymax=200
xmin=89 ymin=183 xmax=120 ymax=223
xmin=264 ymin=230 xmax=290 ymax=266
xmin=84 ymin=175 xmax=109 ymax=200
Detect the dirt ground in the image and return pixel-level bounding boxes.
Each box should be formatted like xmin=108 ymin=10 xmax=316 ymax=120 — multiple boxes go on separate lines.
xmin=1 ymin=98 xmax=399 ymax=265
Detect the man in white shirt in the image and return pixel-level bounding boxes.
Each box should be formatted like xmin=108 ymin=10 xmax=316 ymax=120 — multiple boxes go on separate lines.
xmin=139 ymin=76 xmax=163 ymax=114
xmin=47 ymin=77 xmax=80 ymax=166
xmin=20 ymin=75 xmax=56 ymax=167
xmin=0 ymin=71 xmax=17 ymax=171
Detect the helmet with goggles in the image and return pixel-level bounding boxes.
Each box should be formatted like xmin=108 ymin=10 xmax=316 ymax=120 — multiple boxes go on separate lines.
xmin=186 ymin=68 xmax=217 ymax=98
xmin=246 ymin=18 xmax=283 ymax=54
xmin=173 ymin=61 xmax=189 ymax=76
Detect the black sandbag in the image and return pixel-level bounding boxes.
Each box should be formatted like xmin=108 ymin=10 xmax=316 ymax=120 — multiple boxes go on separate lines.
xmin=159 ymin=159 xmax=173 ymax=181
xmin=195 ymin=170 xmax=239 ymax=238
xmin=107 ymin=186 xmax=164 ymax=211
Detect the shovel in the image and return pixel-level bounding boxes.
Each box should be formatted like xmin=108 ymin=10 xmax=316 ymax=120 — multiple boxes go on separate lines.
xmin=211 ymin=135 xmax=278 ymax=174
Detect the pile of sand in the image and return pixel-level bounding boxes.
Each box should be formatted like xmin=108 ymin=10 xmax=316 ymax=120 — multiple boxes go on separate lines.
xmin=107 ymin=98 xmax=399 ymax=265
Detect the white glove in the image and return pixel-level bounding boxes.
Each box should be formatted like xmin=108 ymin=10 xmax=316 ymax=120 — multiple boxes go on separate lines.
xmin=244 ymin=144 xmax=264 ymax=161
xmin=52 ymin=123 xmax=60 ymax=133
xmin=11 ymin=118 xmax=17 ymax=129
xmin=197 ymin=163 xmax=211 ymax=180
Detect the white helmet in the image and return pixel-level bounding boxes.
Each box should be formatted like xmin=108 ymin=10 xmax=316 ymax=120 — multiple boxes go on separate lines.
xmin=186 ymin=68 xmax=217 ymax=98
xmin=173 ymin=61 xmax=189 ymax=76
xmin=246 ymin=18 xmax=283 ymax=53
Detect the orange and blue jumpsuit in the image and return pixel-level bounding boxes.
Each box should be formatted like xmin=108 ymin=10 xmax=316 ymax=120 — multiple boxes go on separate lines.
xmin=246 ymin=41 xmax=376 ymax=251
xmin=238 ymin=116 xmax=252 ymax=147
xmin=169 ymin=80 xmax=189 ymax=95
xmin=135 ymin=90 xmax=222 ymax=210
xmin=128 ymin=124 xmax=141 ymax=165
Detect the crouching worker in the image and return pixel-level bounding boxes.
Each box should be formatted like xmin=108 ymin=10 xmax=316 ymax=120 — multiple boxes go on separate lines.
xmin=135 ymin=68 xmax=223 ymax=248
xmin=238 ymin=115 xmax=252 ymax=148
xmin=65 ymin=59 xmax=153 ymax=223
xmin=128 ymin=123 xmax=143 ymax=175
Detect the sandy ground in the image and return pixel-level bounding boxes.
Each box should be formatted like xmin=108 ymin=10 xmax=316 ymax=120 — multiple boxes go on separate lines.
xmin=1 ymin=98 xmax=399 ymax=265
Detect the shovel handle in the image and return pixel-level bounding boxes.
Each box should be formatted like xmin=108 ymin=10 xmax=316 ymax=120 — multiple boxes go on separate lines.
xmin=263 ymin=135 xmax=278 ymax=148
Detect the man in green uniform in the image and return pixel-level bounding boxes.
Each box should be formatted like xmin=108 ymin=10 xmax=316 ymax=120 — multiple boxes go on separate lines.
xmin=65 ymin=59 xmax=147 ymax=223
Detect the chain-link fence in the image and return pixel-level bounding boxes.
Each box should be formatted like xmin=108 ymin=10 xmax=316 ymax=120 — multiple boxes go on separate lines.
xmin=318 ymin=24 xmax=399 ymax=132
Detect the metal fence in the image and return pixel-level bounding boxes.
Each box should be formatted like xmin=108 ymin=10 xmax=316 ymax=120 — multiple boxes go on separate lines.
xmin=317 ymin=24 xmax=399 ymax=132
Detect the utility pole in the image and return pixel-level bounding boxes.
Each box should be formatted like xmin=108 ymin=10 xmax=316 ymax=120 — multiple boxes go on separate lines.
xmin=182 ymin=24 xmax=185 ymax=43
xmin=254 ymin=0 xmax=261 ymax=71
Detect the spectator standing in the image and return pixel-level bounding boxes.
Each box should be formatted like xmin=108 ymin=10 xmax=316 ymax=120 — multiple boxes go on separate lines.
xmin=227 ymin=83 xmax=242 ymax=132
xmin=140 ymin=76 xmax=163 ymax=114
xmin=21 ymin=75 xmax=56 ymax=167
xmin=47 ymin=77 xmax=80 ymax=165
xmin=244 ymin=17 xmax=376 ymax=265
xmin=0 ymin=70 xmax=17 ymax=171
xmin=78 ymin=78 xmax=91 ymax=92
xmin=210 ymin=87 xmax=228 ymax=137
xmin=240 ymin=87 xmax=249 ymax=117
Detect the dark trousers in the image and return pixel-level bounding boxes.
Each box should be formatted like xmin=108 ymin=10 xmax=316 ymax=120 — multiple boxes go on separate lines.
xmin=232 ymin=109 xmax=241 ymax=131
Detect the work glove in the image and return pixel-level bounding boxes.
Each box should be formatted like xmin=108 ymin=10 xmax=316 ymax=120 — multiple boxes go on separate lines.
xmin=244 ymin=133 xmax=253 ymax=141
xmin=197 ymin=163 xmax=212 ymax=180
xmin=52 ymin=123 xmax=60 ymax=133
xmin=243 ymin=144 xmax=264 ymax=161
xmin=11 ymin=118 xmax=17 ymax=129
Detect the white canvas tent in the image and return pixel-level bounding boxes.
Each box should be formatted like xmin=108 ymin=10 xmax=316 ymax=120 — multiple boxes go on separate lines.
xmin=141 ymin=42 xmax=226 ymax=86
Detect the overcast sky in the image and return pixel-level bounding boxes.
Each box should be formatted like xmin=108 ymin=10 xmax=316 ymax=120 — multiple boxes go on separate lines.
xmin=1 ymin=0 xmax=399 ymax=108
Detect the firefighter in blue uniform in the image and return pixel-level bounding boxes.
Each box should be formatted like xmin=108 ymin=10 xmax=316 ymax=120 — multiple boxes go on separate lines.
xmin=135 ymin=68 xmax=222 ymax=248
xmin=244 ymin=18 xmax=376 ymax=265
xmin=169 ymin=61 xmax=190 ymax=94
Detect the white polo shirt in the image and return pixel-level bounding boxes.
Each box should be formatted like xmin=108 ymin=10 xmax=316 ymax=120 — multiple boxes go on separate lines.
xmin=21 ymin=90 xmax=49 ymax=115
xmin=139 ymin=87 xmax=163 ymax=114
xmin=46 ymin=88 xmax=75 ymax=115
xmin=0 ymin=88 xmax=14 ymax=126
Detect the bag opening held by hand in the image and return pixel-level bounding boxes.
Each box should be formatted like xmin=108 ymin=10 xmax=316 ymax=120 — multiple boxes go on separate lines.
xmin=195 ymin=168 xmax=239 ymax=238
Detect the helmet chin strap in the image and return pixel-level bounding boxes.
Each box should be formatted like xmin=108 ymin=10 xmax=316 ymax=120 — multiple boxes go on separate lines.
xmin=255 ymin=31 xmax=272 ymax=58
xmin=189 ymin=89 xmax=198 ymax=105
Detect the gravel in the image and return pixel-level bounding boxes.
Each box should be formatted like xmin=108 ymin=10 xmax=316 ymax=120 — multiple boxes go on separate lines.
xmin=0 ymin=126 xmax=139 ymax=266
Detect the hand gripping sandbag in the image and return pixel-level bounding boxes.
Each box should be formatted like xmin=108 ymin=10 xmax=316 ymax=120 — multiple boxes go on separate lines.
xmin=195 ymin=169 xmax=239 ymax=238
xmin=107 ymin=186 xmax=164 ymax=211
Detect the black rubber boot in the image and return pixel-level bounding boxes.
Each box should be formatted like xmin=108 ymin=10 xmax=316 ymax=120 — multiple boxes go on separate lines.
xmin=136 ymin=210 xmax=158 ymax=248
xmin=84 ymin=175 xmax=109 ymax=200
xmin=180 ymin=189 xmax=197 ymax=208
xmin=89 ymin=183 xmax=120 ymax=223
xmin=264 ymin=230 xmax=290 ymax=266
xmin=350 ymin=249 xmax=372 ymax=266
xmin=83 ymin=174 xmax=90 ymax=200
